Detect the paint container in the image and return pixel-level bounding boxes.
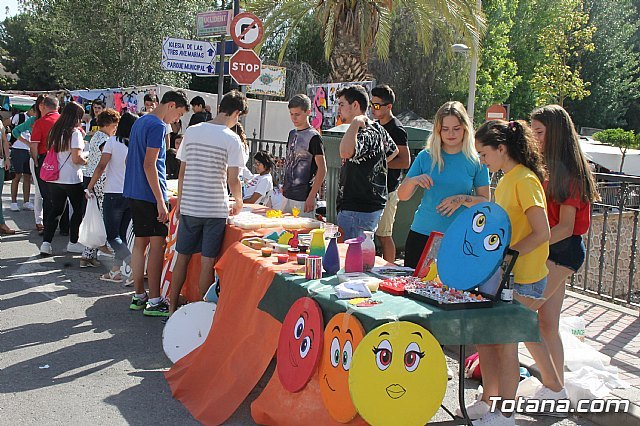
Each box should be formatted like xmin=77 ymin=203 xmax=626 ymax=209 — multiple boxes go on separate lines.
xmin=261 ymin=247 xmax=273 ymax=257
xmin=288 ymin=247 xmax=300 ymax=262
xmin=297 ymin=253 xmax=309 ymax=265
xmin=305 ymin=255 xmax=323 ymax=280
xmin=276 ymin=254 xmax=289 ymax=264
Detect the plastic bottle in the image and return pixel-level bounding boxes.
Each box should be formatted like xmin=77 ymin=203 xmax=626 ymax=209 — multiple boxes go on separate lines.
xmin=501 ymin=273 xmax=514 ymax=303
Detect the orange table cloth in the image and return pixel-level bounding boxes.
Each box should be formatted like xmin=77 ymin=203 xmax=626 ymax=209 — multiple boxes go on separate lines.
xmin=165 ymin=242 xmax=380 ymax=425
xmin=165 ymin=243 xmax=292 ymax=424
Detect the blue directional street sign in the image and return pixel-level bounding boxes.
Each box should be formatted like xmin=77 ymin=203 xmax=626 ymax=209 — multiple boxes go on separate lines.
xmin=161 ymin=37 xmax=217 ymax=74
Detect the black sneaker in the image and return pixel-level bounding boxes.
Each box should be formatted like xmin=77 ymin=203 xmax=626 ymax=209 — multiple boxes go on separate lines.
xmin=130 ymin=294 xmax=148 ymax=311
xmin=143 ymin=299 xmax=170 ymax=317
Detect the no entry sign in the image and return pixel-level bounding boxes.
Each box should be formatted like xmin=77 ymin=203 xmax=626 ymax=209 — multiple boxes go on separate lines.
xmin=229 ymin=49 xmax=262 ymax=85
xmin=230 ymin=12 xmax=264 ymax=49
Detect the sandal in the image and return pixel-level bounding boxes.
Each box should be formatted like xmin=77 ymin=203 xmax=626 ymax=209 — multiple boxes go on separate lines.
xmin=100 ymin=270 xmax=124 ymax=283
xmin=36 ymin=224 xmax=45 ymax=236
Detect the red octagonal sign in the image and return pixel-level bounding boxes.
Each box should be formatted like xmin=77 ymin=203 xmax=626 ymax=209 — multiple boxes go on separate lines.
xmin=229 ymin=49 xmax=262 ymax=85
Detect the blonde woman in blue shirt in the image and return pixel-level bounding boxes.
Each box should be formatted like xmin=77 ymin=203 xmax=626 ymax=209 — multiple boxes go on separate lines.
xmin=398 ymin=101 xmax=490 ymax=268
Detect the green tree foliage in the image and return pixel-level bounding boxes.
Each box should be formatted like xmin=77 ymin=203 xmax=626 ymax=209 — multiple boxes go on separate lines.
xmin=0 ymin=13 xmax=56 ymax=90
xmin=508 ymin=0 xmax=595 ymax=118
xmin=2 ymin=0 xmax=212 ymax=89
xmin=529 ymin=0 xmax=595 ymax=107
xmin=473 ymin=0 xmax=520 ymax=123
xmin=567 ymin=0 xmax=640 ymax=131
xmin=368 ymin=8 xmax=468 ymax=119
xmin=249 ymin=0 xmax=484 ymax=82
xmin=593 ymin=128 xmax=640 ymax=172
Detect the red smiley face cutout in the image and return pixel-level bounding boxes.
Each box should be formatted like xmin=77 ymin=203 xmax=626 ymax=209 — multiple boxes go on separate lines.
xmin=277 ymin=297 xmax=324 ymax=392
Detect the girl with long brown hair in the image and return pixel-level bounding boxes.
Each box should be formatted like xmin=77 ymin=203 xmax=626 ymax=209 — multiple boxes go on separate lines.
xmin=521 ymin=105 xmax=599 ymax=404
xmin=40 ymin=102 xmax=88 ymax=256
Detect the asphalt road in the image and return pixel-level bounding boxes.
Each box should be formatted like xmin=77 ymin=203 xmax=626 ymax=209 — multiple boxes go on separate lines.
xmin=0 ymin=183 xmax=594 ymax=425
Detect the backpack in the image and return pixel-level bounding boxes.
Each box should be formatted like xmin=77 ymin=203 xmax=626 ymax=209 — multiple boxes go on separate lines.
xmin=40 ymin=148 xmax=71 ymax=182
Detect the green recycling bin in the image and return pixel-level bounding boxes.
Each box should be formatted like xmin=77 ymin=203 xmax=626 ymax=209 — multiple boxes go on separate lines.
xmin=322 ymin=125 xmax=431 ymax=252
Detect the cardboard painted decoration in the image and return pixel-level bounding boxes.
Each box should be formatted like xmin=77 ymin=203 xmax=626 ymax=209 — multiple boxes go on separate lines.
xmin=318 ymin=313 xmax=366 ymax=423
xmin=162 ymin=301 xmax=217 ymax=363
xmin=349 ymin=321 xmax=447 ymax=426
xmin=277 ymin=297 xmax=324 ymax=392
xmin=437 ymin=202 xmax=511 ymax=290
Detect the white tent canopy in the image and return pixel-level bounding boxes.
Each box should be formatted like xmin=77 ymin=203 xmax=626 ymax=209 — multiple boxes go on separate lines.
xmin=579 ymin=139 xmax=640 ymax=177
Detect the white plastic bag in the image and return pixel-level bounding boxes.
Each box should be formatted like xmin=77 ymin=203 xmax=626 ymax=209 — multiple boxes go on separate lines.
xmin=560 ymin=315 xmax=586 ymax=342
xmin=79 ymin=197 xmax=107 ymax=249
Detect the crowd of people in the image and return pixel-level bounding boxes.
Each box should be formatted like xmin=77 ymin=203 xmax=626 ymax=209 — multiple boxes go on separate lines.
xmin=1 ymin=84 xmax=597 ymax=424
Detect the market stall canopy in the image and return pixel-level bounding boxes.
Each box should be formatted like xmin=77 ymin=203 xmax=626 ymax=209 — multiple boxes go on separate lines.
xmin=579 ymin=138 xmax=640 ymax=176
xmin=0 ymin=93 xmax=37 ymax=111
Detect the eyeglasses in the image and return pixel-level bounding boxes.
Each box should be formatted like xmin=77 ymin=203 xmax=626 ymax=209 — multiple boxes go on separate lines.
xmin=370 ymin=102 xmax=390 ymax=111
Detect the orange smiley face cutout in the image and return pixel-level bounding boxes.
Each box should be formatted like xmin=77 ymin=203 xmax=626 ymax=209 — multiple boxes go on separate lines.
xmin=318 ymin=313 xmax=366 ymax=423
xmin=277 ymin=297 xmax=324 ymax=392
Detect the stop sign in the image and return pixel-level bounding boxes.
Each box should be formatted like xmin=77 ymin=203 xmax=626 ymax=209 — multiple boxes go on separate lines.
xmin=229 ymin=49 xmax=262 ymax=85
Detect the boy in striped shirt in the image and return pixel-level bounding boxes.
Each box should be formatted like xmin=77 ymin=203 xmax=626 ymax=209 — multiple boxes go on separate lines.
xmin=169 ymin=90 xmax=248 ymax=315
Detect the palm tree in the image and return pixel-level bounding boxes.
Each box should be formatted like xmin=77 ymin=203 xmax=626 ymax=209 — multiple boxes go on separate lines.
xmin=248 ymin=0 xmax=485 ymax=82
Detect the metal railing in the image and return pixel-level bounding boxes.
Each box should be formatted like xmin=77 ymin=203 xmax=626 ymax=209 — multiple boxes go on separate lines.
xmin=569 ymin=173 xmax=640 ymax=308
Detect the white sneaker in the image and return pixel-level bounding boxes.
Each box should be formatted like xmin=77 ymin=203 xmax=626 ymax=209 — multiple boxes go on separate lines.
xmin=455 ymin=400 xmax=490 ymax=420
xmin=10 ymin=203 xmax=20 ymax=211
xmin=472 ymin=410 xmax=515 ymax=425
xmin=526 ymin=386 xmax=569 ymax=417
xmin=447 ymin=365 xmax=454 ymax=380
xmin=66 ymin=242 xmax=85 ymax=253
xmin=23 ymin=202 xmax=34 ymax=211
xmin=40 ymin=242 xmax=53 ymax=256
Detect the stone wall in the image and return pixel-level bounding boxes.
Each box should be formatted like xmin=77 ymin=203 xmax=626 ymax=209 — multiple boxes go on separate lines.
xmin=572 ymin=210 xmax=640 ymax=300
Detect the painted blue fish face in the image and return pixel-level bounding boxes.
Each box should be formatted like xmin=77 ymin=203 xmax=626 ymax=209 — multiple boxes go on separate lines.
xmin=436 ymin=202 xmax=511 ymax=290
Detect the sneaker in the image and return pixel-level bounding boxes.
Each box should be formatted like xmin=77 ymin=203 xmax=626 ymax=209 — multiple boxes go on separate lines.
xmin=40 ymin=241 xmax=53 ymax=256
xmin=447 ymin=365 xmax=454 ymax=380
xmin=524 ymin=386 xmax=569 ymax=417
xmin=143 ymin=299 xmax=170 ymax=317
xmin=455 ymin=400 xmax=490 ymax=420
xmin=80 ymin=258 xmax=101 ymax=268
xmin=66 ymin=242 xmax=85 ymax=253
xmin=10 ymin=203 xmax=20 ymax=211
xmin=130 ymin=294 xmax=148 ymax=311
xmin=23 ymin=202 xmax=34 ymax=211
xmin=472 ymin=411 xmax=515 ymax=426
xmin=97 ymin=249 xmax=115 ymax=259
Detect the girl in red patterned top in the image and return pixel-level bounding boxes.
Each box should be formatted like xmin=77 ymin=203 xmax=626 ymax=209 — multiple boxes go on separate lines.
xmin=523 ymin=104 xmax=599 ymax=406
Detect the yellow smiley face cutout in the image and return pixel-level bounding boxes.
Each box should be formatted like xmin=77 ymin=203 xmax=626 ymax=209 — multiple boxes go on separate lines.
xmin=318 ymin=313 xmax=366 ymax=423
xmin=348 ymin=321 xmax=447 ymax=426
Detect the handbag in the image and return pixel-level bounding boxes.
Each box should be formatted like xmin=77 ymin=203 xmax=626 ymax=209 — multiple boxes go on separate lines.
xmin=40 ymin=148 xmax=71 ymax=182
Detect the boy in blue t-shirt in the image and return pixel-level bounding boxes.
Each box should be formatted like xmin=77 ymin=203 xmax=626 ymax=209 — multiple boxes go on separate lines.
xmin=123 ymin=90 xmax=189 ymax=317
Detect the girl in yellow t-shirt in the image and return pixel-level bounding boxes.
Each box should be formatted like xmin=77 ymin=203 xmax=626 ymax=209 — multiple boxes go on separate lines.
xmin=462 ymin=120 xmax=550 ymax=425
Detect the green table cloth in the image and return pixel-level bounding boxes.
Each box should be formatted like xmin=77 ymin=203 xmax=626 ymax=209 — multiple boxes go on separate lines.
xmin=258 ymin=272 xmax=540 ymax=346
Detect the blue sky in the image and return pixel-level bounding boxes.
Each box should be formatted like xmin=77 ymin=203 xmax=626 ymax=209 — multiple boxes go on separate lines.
xmin=1 ymin=0 xmax=21 ymax=18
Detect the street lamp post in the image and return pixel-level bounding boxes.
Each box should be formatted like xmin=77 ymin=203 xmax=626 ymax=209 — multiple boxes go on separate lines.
xmin=452 ymin=0 xmax=481 ymax=120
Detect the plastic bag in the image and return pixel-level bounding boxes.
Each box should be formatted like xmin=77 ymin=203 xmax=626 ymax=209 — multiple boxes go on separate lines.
xmin=79 ymin=197 xmax=107 ymax=249
xmin=560 ymin=315 xmax=586 ymax=342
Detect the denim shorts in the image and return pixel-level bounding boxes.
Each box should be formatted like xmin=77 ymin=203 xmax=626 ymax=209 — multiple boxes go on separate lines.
xmin=176 ymin=214 xmax=226 ymax=258
xmin=549 ymin=235 xmax=586 ymax=272
xmin=337 ymin=209 xmax=383 ymax=240
xmin=514 ymin=276 xmax=547 ymax=300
